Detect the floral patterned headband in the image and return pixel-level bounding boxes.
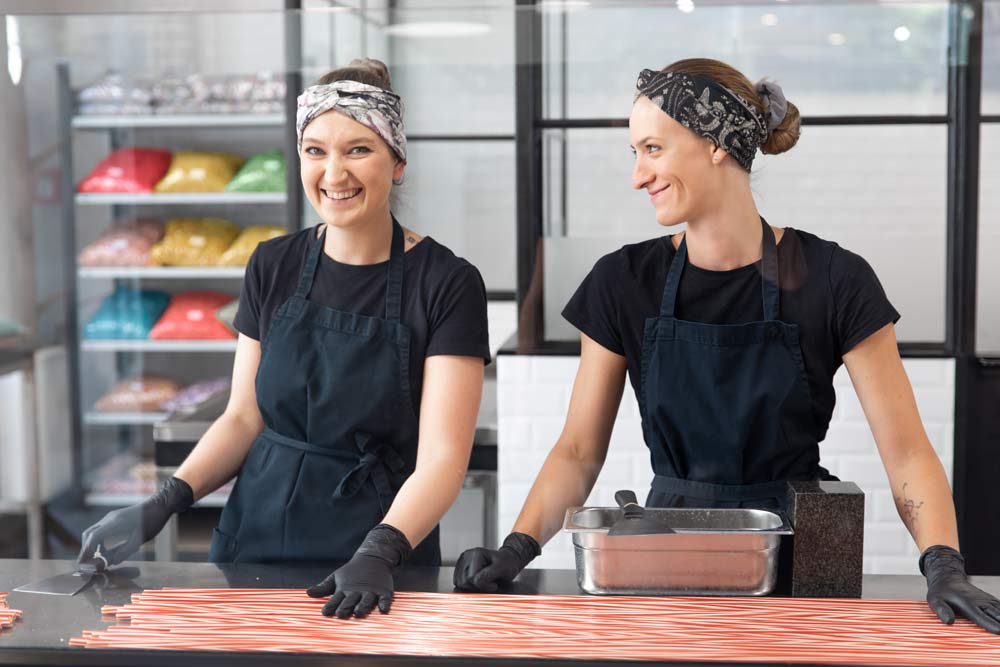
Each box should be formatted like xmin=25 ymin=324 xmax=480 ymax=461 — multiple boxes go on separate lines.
xmin=635 ymin=69 xmax=783 ymax=171
xmin=296 ymin=80 xmax=406 ymax=162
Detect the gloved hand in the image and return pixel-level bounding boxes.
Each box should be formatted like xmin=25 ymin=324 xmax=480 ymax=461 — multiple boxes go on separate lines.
xmin=77 ymin=477 xmax=194 ymax=570
xmin=453 ymin=532 xmax=541 ymax=593
xmin=921 ymin=544 xmax=1000 ymax=634
xmin=307 ymin=524 xmax=412 ymax=619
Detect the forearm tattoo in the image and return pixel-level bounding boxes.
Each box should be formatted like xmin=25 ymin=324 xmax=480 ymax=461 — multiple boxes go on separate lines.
xmin=407 ymin=235 xmax=417 ymax=245
xmin=895 ymin=482 xmax=925 ymax=526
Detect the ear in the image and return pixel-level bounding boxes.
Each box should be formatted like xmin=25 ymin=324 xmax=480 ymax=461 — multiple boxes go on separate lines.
xmin=393 ymin=160 xmax=406 ymax=183
xmin=711 ymin=146 xmax=729 ymax=165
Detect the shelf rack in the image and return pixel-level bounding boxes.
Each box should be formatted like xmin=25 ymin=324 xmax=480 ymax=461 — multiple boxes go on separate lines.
xmin=78 ymin=267 xmax=246 ymax=280
xmin=57 ymin=57 xmax=304 ymax=513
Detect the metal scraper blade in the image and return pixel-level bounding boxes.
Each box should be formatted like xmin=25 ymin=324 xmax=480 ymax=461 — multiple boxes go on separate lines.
xmin=14 ymin=570 xmax=96 ymax=596
xmin=607 ymin=489 xmax=675 ymax=536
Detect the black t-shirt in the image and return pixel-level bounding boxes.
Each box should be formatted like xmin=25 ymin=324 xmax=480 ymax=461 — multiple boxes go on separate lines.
xmin=562 ymin=227 xmax=900 ymax=443
xmin=235 ymin=226 xmax=491 ymax=415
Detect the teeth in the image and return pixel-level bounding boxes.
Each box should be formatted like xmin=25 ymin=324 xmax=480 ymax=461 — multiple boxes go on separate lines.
xmin=324 ymin=188 xmax=360 ymax=200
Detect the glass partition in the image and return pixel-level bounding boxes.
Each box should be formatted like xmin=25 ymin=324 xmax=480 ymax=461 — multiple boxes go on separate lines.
xmin=983 ymin=0 xmax=1000 ymax=114
xmin=539 ymin=1 xmax=951 ymax=345
xmin=979 ymin=2 xmax=1000 ymax=355
xmin=548 ymin=2 xmax=949 ymax=120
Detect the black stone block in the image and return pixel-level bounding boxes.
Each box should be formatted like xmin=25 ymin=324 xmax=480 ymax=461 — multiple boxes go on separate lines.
xmin=785 ymin=480 xmax=865 ymax=598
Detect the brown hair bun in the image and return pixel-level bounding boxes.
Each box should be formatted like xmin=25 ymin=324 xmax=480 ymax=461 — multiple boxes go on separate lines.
xmin=661 ymin=57 xmax=801 ymax=156
xmin=316 ymin=58 xmax=393 ymax=91
xmin=759 ymin=100 xmax=800 ymax=155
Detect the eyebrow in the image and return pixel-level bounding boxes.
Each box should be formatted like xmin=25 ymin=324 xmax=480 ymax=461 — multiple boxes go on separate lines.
xmin=631 ymin=136 xmax=660 ymax=148
xmin=301 ymin=134 xmax=377 ymax=147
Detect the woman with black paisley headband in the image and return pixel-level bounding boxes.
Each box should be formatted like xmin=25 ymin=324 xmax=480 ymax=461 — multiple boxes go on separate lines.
xmin=455 ymin=58 xmax=999 ymax=635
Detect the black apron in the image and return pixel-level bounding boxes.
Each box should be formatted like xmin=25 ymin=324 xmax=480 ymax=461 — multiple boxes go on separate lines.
xmin=639 ymin=219 xmax=835 ymax=510
xmin=209 ymin=220 xmax=440 ymax=565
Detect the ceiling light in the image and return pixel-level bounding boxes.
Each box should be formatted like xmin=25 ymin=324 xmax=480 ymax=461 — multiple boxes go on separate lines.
xmin=827 ymin=32 xmax=847 ymax=46
xmin=383 ymin=22 xmax=492 ymax=38
xmin=894 ymin=26 xmax=911 ymax=42
xmin=677 ymin=0 xmax=695 ymax=14
xmin=760 ymin=13 xmax=779 ymax=27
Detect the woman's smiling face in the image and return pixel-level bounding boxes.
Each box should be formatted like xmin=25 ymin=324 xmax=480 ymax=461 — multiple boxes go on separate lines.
xmin=300 ymin=109 xmax=404 ymax=230
xmin=629 ymin=95 xmax=723 ymax=227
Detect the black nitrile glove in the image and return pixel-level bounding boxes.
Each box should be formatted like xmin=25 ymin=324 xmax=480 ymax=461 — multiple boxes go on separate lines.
xmin=307 ymin=524 xmax=412 ymax=619
xmin=77 ymin=477 xmax=194 ymax=570
xmin=453 ymin=532 xmax=541 ymax=593
xmin=921 ymin=544 xmax=1000 ymax=634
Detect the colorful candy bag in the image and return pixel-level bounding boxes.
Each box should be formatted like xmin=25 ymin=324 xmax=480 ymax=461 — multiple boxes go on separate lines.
xmin=83 ymin=287 xmax=170 ymax=339
xmin=76 ymin=71 xmax=154 ymax=115
xmin=154 ymin=151 xmax=245 ymax=193
xmin=150 ymin=218 xmax=240 ymax=266
xmin=217 ymin=226 xmax=285 ymax=266
xmin=224 ymin=150 xmax=285 ymax=192
xmin=78 ymin=218 xmax=165 ymax=267
xmin=114 ymin=217 xmax=166 ymax=242
xmin=149 ymin=291 xmax=237 ymax=340
xmin=77 ymin=147 xmax=172 ymax=194
xmin=160 ymin=377 xmax=231 ymax=413
xmin=94 ymin=376 xmax=180 ymax=412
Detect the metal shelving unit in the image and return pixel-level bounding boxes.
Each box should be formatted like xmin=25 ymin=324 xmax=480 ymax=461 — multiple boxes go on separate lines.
xmin=56 ymin=53 xmax=303 ymax=518
xmin=78 ymin=267 xmax=246 ymax=279
xmin=83 ymin=412 xmax=170 ymax=426
xmin=72 ymin=113 xmax=284 ymax=129
xmin=80 ymin=340 xmax=238 ymax=353
xmin=75 ymin=192 xmax=288 ymax=206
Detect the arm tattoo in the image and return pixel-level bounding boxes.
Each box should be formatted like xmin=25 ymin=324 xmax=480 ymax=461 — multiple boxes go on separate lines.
xmin=895 ymin=482 xmax=925 ymax=525
xmin=406 ymin=235 xmax=417 ymax=244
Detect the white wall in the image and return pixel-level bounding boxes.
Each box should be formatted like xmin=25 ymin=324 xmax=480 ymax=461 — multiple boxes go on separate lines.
xmin=497 ymin=355 xmax=955 ymax=575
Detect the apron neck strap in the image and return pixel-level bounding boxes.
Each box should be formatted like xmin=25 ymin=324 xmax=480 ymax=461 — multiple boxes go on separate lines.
xmin=384 ymin=217 xmax=405 ymax=323
xmin=659 ymin=234 xmax=688 ymax=318
xmin=295 ymin=226 xmax=326 ymax=299
xmin=759 ymin=219 xmax=780 ymax=321
xmin=294 ymin=218 xmax=406 ymax=324
xmin=659 ymin=217 xmax=780 ymax=320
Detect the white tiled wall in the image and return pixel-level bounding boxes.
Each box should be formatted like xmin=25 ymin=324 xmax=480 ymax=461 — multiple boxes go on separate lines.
xmin=497 ymin=355 xmax=955 ymax=575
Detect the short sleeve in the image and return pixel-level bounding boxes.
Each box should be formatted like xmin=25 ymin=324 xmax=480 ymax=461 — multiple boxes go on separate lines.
xmin=233 ymin=246 xmax=263 ymax=340
xmin=426 ymin=263 xmax=491 ymax=364
xmin=561 ymin=252 xmax=625 ymax=355
xmin=830 ymin=246 xmax=901 ymax=355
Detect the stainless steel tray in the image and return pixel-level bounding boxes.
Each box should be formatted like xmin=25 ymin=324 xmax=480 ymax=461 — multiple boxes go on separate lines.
xmin=563 ymin=507 xmax=793 ymax=596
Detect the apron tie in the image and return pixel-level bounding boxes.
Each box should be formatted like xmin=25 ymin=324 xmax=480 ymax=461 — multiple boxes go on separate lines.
xmin=332 ymin=432 xmax=408 ymax=515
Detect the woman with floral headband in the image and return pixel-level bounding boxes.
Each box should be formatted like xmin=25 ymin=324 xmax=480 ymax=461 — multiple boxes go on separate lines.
xmin=455 ymin=58 xmax=1000 ymax=634
xmin=77 ymin=59 xmax=490 ymax=619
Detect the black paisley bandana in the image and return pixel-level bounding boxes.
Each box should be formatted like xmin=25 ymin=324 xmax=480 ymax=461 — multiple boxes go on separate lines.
xmin=635 ymin=68 xmax=768 ymax=171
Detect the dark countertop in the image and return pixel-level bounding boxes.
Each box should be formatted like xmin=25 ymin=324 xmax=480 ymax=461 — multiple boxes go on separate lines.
xmin=1 ymin=559 xmax=998 ymax=667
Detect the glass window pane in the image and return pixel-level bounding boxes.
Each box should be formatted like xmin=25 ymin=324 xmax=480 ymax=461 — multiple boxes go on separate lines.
xmin=397 ymin=141 xmax=516 ymax=292
xmin=984 ymin=1 xmax=1000 ymax=114
xmin=978 ymin=125 xmax=1000 ymax=355
xmin=544 ymin=126 xmax=947 ymax=344
xmin=550 ymin=2 xmax=948 ymax=119
xmin=306 ymin=2 xmax=514 ymax=135
xmin=387 ymin=1 xmax=514 ymax=135
xmin=754 ymin=125 xmax=947 ymax=343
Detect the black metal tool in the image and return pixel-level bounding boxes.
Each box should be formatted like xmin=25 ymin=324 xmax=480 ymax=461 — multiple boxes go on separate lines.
xmin=607 ymin=489 xmax=675 ymax=536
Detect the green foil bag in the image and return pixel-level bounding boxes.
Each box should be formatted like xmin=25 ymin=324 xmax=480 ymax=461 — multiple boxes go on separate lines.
xmin=224 ymin=150 xmax=285 ymax=192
